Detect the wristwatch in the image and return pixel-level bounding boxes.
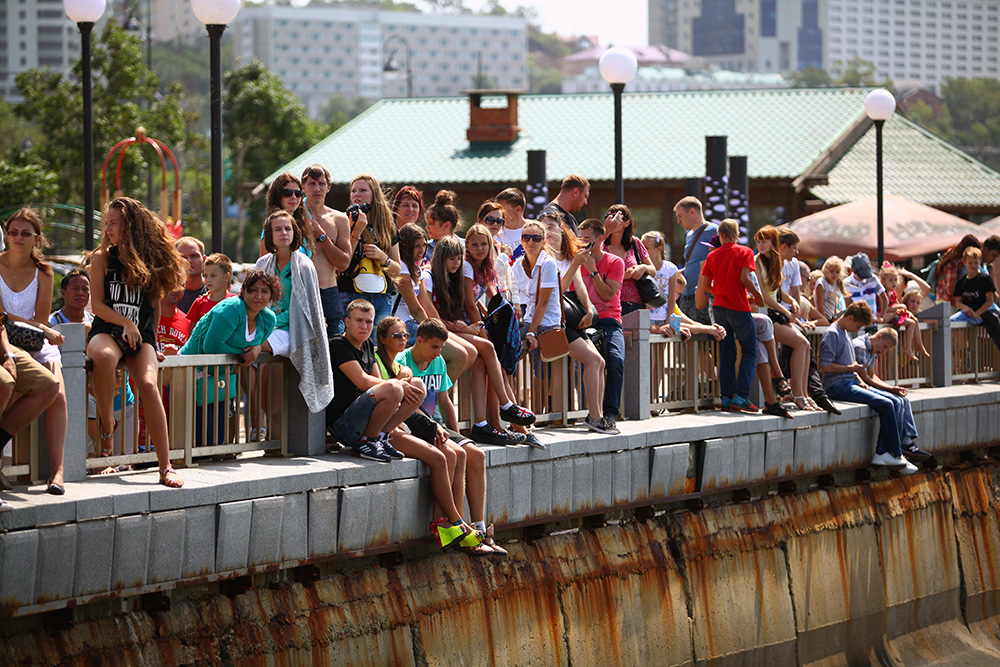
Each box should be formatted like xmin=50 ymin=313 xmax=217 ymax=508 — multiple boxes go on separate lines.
xmin=589 ymin=270 xmax=599 ymax=278
xmin=316 ymin=233 xmax=328 ymax=243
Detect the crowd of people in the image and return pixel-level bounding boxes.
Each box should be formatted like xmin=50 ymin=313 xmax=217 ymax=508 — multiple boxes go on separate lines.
xmin=1 ymin=167 xmax=998 ymax=543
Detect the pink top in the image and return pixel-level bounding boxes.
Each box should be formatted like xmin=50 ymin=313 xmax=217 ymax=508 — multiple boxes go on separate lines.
xmin=605 ymin=239 xmax=649 ymax=305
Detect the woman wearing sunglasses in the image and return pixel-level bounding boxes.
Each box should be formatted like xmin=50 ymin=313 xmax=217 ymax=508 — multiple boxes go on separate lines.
xmin=477 ymin=201 xmax=519 ymax=314
xmin=603 ymin=204 xmax=655 ymax=315
xmin=260 ymin=173 xmax=313 ymax=258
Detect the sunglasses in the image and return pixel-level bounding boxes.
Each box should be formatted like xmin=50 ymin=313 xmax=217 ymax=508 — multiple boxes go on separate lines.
xmin=387 ymin=331 xmax=408 ymax=340
xmin=521 ymin=234 xmax=544 ymax=243
xmin=282 ymin=188 xmax=305 ymax=198
xmin=483 ymin=215 xmax=504 ymax=225
xmin=6 ymin=230 xmax=36 ymax=238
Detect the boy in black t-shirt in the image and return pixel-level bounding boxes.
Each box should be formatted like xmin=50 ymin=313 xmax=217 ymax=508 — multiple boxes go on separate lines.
xmin=327 ymin=299 xmax=426 ymax=461
xmin=951 ymin=246 xmax=1000 ymax=351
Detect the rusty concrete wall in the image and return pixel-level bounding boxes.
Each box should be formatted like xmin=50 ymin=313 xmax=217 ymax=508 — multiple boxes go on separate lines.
xmin=6 ymin=466 xmax=1000 ymax=666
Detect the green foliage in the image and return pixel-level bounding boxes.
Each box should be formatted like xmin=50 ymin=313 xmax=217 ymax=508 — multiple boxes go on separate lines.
xmin=911 ymin=78 xmax=1000 ymax=171
xmin=319 ymin=94 xmax=375 ymax=127
xmin=0 ymin=99 xmax=39 ymax=159
xmin=11 ymin=21 xmax=187 ymax=247
xmin=785 ymin=66 xmax=832 ymax=88
xmin=831 ymin=56 xmax=894 ymax=91
xmin=223 ymin=59 xmax=327 ymax=261
xmin=0 ymin=161 xmax=58 ymax=215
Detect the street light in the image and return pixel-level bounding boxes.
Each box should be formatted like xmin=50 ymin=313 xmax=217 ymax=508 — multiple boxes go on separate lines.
xmin=63 ymin=0 xmax=107 ymax=250
xmin=192 ymin=0 xmax=241 ymax=254
xmin=383 ymin=35 xmax=413 ymax=99
xmin=599 ymin=46 xmax=638 ymax=204
xmin=864 ymin=88 xmax=895 ymax=266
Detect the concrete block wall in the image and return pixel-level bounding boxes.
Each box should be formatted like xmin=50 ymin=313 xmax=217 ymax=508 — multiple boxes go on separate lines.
xmin=1 ymin=386 xmax=998 ymax=615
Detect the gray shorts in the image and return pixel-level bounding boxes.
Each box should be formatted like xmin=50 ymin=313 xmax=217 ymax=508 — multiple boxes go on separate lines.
xmin=752 ymin=312 xmax=774 ymax=364
xmin=331 ymin=388 xmax=378 ymax=446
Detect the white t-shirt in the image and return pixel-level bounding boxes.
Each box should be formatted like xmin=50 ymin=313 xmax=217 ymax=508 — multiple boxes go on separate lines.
xmin=495 ymin=225 xmax=523 ymax=254
xmin=649 ymin=260 xmax=679 ymax=322
xmin=394 ymin=261 xmax=423 ymax=322
xmin=512 ymin=252 xmax=561 ymax=329
xmin=462 ymin=260 xmax=489 ymax=305
xmin=781 ymin=259 xmax=803 ymax=297
xmin=844 ymin=274 xmax=885 ymax=315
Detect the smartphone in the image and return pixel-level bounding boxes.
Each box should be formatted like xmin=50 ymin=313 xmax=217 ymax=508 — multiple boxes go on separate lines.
xmin=584 ymin=241 xmax=595 ymax=251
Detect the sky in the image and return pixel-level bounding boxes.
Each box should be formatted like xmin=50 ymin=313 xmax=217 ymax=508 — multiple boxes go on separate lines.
xmin=460 ymin=0 xmax=649 ymax=47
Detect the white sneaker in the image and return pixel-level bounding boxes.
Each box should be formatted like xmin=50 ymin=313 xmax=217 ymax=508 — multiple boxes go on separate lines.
xmin=0 ymin=499 xmax=12 ymax=513
xmin=871 ymin=451 xmax=907 ymax=467
xmin=897 ymin=460 xmax=919 ymax=475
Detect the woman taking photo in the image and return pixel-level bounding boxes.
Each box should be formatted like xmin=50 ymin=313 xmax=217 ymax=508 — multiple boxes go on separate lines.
xmin=516 ymin=219 xmax=614 ymax=435
xmin=87 ymin=197 xmax=188 ymax=488
xmin=603 ymin=204 xmax=655 ymax=315
xmin=337 ymin=173 xmax=401 ymax=335
xmin=259 ymin=173 xmax=313 ymax=258
xmin=256 ymin=210 xmax=333 ymax=415
xmin=0 ymin=208 xmax=69 ymax=493
xmin=180 ymin=268 xmax=279 ymax=445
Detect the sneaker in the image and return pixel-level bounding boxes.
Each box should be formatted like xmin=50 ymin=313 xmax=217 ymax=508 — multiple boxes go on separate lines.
xmin=730 ymin=396 xmax=759 ymax=413
xmin=470 ymin=424 xmax=511 ymax=446
xmin=762 ymin=402 xmax=794 ymax=419
xmin=500 ymin=403 xmax=536 ymax=426
xmin=871 ymin=451 xmax=908 ymax=468
xmin=720 ymin=397 xmax=732 ymax=411
xmin=897 ymin=460 xmax=919 ymax=475
xmin=902 ymin=443 xmax=931 ymax=462
xmin=378 ymin=434 xmax=405 ymax=460
xmin=603 ymin=414 xmax=618 ymax=430
xmin=0 ymin=498 xmax=12 ymax=513
xmin=585 ymin=416 xmax=619 ymax=434
xmin=352 ymin=438 xmax=391 ymax=463
xmin=505 ymin=429 xmax=528 ymax=445
xmin=812 ymin=395 xmax=842 ymax=415
xmin=521 ymin=432 xmax=547 ymax=449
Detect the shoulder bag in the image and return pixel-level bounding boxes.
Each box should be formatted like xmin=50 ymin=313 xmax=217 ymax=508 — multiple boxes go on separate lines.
xmin=5 ymin=320 xmax=45 ymax=352
xmin=533 ymin=263 xmax=569 ymax=362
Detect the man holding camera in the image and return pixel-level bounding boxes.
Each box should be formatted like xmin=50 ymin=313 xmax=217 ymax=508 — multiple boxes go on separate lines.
xmin=302 ymin=164 xmax=353 ymax=336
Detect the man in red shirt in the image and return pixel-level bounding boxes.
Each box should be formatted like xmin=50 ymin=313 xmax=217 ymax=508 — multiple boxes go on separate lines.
xmin=695 ymin=219 xmax=764 ymax=412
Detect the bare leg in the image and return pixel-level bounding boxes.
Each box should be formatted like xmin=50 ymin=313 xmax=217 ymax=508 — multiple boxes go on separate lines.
xmin=462 ymin=443 xmax=486 ymax=524
xmin=87 ymin=335 xmax=124 ymax=449
xmin=447 ymin=442 xmax=466 ymax=514
xmin=381 ymin=378 xmax=426 ymax=433
xmin=569 ymin=337 xmax=605 ymax=419
xmin=362 ymin=381 xmax=405 ymax=438
xmin=42 ymin=362 xmax=67 ymax=487
xmin=388 ymin=431 xmax=464 ymax=523
xmin=442 ymin=336 xmax=474 ymax=382
xmin=124 ymin=344 xmax=181 ymax=486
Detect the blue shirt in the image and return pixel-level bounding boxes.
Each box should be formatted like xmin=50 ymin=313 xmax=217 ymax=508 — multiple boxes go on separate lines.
xmin=681 ymin=222 xmax=718 ymax=297
xmin=819 ymin=322 xmax=857 ymax=389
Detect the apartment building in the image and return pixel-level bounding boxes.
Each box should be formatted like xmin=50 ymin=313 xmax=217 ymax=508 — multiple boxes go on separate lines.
xmin=648 ymin=0 xmax=1000 ymax=91
xmin=230 ymin=6 xmax=528 ymax=118
xmin=0 ymin=0 xmax=88 ymax=101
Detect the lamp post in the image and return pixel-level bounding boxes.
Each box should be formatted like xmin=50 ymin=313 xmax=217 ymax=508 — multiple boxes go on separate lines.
xmin=383 ymin=34 xmax=413 ymax=98
xmin=599 ymin=47 xmax=638 ymax=205
xmin=192 ymin=0 xmax=241 ymax=254
xmin=63 ymin=0 xmax=107 ymax=250
xmin=864 ymin=88 xmax=895 ymax=266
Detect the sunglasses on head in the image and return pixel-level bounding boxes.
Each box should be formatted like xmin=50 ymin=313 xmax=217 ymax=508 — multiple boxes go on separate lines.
xmin=282 ymin=188 xmax=305 ymax=198
xmin=521 ymin=234 xmax=544 ymax=243
xmin=483 ymin=215 xmax=504 ymax=225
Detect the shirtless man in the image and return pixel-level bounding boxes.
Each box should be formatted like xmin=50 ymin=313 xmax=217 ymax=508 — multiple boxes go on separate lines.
xmin=301 ymin=164 xmax=353 ymax=336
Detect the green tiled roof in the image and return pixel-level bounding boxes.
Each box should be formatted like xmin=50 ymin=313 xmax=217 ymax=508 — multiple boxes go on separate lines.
xmin=810 ymin=115 xmax=1000 ymax=208
xmin=268 ymin=88 xmax=876 ymax=185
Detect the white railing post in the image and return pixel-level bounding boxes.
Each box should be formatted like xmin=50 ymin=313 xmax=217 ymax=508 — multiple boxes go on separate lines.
xmin=622 ymin=309 xmax=651 ymax=421
xmin=60 ymin=323 xmax=89 ymax=483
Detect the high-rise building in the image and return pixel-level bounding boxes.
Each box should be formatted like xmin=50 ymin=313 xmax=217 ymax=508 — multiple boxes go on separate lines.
xmin=648 ymin=0 xmax=1000 ymax=91
xmin=230 ymin=6 xmax=528 ymax=118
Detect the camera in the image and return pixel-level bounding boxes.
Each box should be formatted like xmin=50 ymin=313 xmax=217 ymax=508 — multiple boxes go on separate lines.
xmin=346 ymin=202 xmax=370 ymax=222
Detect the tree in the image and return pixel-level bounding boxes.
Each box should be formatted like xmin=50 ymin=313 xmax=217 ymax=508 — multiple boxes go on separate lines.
xmin=0 ymin=161 xmax=58 ymax=215
xmin=12 ymin=21 xmax=187 ymax=245
xmin=832 ymin=56 xmax=893 ymax=91
xmin=223 ymin=59 xmax=327 ymax=261
xmin=786 ymin=66 xmax=832 ymax=88
xmin=319 ymin=94 xmax=374 ymax=127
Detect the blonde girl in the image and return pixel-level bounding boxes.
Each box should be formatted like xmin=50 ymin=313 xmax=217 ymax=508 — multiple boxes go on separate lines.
xmin=879 ymin=264 xmax=929 ymax=360
xmin=813 ymin=256 xmax=847 ymax=322
xmin=641 ymin=230 xmax=679 ymax=328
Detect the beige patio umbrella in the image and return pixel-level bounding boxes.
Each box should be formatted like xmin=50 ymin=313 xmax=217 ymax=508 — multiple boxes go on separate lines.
xmin=979 ymin=216 xmax=1000 ymax=236
xmin=787 ymin=194 xmax=990 ymax=261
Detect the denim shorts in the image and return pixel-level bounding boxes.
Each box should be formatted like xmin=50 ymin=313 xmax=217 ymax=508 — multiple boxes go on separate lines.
xmin=330 ymin=388 xmax=378 ymax=446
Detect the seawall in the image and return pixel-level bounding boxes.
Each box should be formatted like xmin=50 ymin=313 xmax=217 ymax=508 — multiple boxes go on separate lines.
xmin=4 ymin=462 xmax=1000 ymax=666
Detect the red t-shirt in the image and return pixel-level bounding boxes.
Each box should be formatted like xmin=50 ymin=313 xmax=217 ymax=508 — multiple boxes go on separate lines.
xmin=582 ymin=253 xmax=626 ymax=322
xmin=186 ymin=292 xmax=236 ymax=328
xmin=701 ymin=242 xmax=755 ymax=312
xmin=157 ymin=310 xmax=191 ymax=350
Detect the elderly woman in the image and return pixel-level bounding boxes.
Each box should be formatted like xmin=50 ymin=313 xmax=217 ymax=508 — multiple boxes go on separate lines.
xmin=392 ymin=185 xmax=425 ymax=230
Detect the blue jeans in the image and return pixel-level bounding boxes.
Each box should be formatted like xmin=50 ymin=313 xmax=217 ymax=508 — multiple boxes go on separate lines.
xmin=595 ymin=317 xmax=624 ymax=418
xmin=339 ymin=290 xmax=392 ymax=341
xmin=712 ymin=306 xmax=757 ymax=401
xmin=826 ymin=379 xmax=903 ymax=457
xmin=320 ymin=286 xmax=345 ymax=336
xmin=328 ymin=388 xmax=378 ymax=446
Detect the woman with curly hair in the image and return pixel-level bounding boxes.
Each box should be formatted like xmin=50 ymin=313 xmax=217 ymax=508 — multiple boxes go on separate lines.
xmin=0 ymin=208 xmax=69 ymax=493
xmin=87 ymin=197 xmax=189 ymax=488
xmin=259 ymin=172 xmax=313 ymax=258
xmin=392 ymin=185 xmax=424 ymax=230
xmin=338 ymin=173 xmax=401 ymax=336
xmin=602 ymin=204 xmax=655 ymax=315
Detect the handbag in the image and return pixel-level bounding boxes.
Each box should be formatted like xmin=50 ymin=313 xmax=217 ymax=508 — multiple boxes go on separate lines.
xmin=766 ymin=308 xmax=790 ymax=326
xmin=636 ymin=273 xmax=667 ymax=309
xmin=5 ymin=320 xmax=45 ymax=351
xmin=533 ymin=263 xmax=569 ymax=362
xmin=562 ymin=291 xmax=595 ymax=330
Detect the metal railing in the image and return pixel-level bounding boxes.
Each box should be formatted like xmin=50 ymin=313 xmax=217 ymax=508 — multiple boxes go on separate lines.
xmin=952 ymin=321 xmax=1000 ymax=383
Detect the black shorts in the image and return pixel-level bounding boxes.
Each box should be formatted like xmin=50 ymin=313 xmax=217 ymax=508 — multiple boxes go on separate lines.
xmin=89 ymin=320 xmax=157 ymax=356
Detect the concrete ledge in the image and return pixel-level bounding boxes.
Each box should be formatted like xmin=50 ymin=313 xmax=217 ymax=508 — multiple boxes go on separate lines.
xmin=148 ymin=511 xmax=186 ymax=585
xmin=74 ymin=518 xmax=114 ymax=597
xmin=215 ymin=501 xmax=252 ymax=572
